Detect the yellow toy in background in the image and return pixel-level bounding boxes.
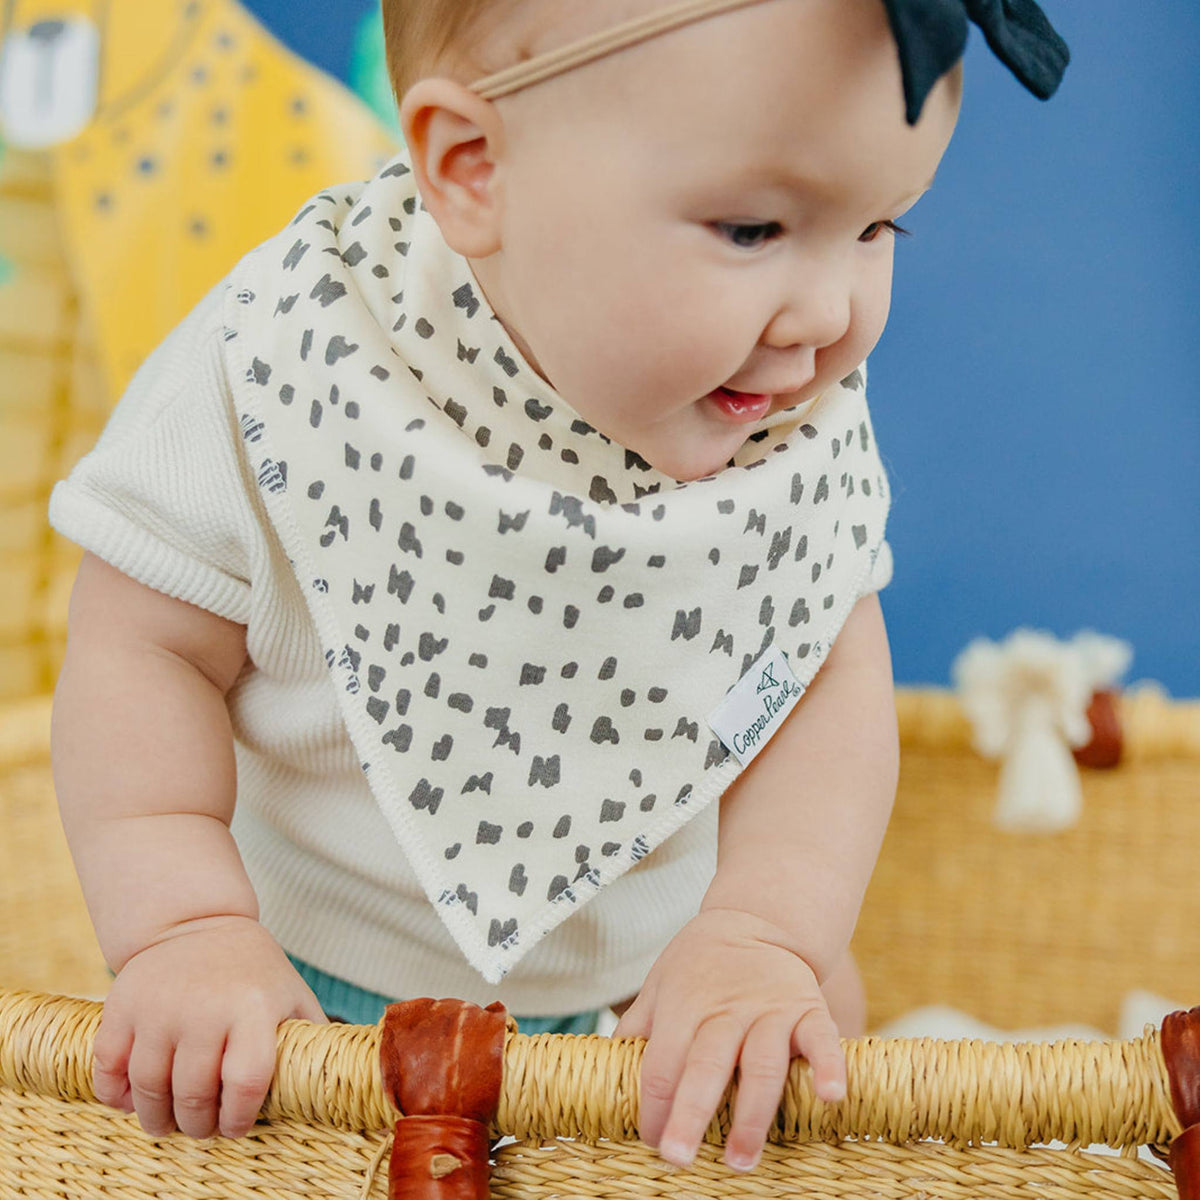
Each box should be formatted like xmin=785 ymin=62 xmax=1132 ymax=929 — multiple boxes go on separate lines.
xmin=0 ymin=0 xmax=398 ymax=699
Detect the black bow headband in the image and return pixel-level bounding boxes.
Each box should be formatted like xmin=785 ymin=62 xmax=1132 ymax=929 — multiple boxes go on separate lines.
xmin=881 ymin=0 xmax=1070 ymax=124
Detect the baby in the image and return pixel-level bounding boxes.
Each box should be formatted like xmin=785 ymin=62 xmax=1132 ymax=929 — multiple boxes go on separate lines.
xmin=49 ymin=0 xmax=1067 ymax=1175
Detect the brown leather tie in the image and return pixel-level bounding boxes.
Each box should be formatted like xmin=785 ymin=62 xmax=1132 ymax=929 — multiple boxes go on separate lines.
xmin=1162 ymin=1006 xmax=1200 ymax=1199
xmin=379 ymin=998 xmax=510 ymax=1200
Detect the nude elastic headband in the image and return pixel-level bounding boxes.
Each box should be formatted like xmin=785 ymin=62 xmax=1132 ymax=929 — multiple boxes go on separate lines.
xmin=468 ymin=0 xmax=1069 ymax=124
xmin=469 ymin=0 xmax=764 ymax=100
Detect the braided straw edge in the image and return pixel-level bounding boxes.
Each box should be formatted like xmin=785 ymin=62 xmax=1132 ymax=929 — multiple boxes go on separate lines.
xmin=0 ymin=990 xmax=1181 ymax=1150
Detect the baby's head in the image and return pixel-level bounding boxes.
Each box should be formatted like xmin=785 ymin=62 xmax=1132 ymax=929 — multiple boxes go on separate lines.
xmin=382 ymin=2 xmax=988 ymax=480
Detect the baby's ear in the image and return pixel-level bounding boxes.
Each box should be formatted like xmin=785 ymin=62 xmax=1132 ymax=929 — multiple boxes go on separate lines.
xmin=399 ymin=79 xmax=505 ymax=258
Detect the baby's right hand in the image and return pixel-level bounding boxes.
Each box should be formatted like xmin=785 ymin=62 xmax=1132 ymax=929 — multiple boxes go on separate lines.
xmin=93 ymin=916 xmax=326 ymax=1139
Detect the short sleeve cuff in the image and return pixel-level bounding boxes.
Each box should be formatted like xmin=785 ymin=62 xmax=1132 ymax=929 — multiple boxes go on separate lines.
xmin=49 ymin=480 xmax=252 ymax=626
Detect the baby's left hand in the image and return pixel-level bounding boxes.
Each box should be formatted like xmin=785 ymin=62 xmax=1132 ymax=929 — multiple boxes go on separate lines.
xmin=613 ymin=908 xmax=846 ymax=1173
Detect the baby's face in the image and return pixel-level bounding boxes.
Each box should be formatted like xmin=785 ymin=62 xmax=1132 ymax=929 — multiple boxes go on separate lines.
xmin=472 ymin=0 xmax=961 ymax=480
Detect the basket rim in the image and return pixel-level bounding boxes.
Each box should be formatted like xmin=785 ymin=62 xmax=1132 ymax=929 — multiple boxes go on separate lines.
xmin=0 ymin=988 xmax=1183 ymax=1151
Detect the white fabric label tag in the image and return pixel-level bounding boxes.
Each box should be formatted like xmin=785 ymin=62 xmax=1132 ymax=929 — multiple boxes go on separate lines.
xmin=707 ymin=645 xmax=805 ymax=768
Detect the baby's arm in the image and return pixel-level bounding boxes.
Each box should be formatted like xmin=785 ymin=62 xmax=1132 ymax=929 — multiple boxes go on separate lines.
xmin=615 ymin=592 xmax=898 ymax=1171
xmin=52 ymin=553 xmax=325 ymax=1139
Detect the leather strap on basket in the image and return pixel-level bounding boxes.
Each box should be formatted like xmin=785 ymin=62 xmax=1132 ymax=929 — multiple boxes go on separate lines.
xmin=379 ymin=998 xmax=509 ymax=1200
xmin=1162 ymin=1007 xmax=1200 ymax=1200
xmin=1072 ymin=689 xmax=1123 ymax=769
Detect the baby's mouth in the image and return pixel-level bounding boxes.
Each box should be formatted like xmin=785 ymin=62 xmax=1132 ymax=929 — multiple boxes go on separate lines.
xmin=710 ymin=386 xmax=773 ymax=422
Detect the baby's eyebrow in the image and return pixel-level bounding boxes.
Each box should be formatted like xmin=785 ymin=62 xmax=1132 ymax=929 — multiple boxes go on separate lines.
xmin=731 ymin=166 xmax=938 ymax=211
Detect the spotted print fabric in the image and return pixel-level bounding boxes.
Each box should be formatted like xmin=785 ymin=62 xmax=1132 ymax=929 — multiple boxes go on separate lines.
xmin=222 ymin=152 xmax=891 ymax=983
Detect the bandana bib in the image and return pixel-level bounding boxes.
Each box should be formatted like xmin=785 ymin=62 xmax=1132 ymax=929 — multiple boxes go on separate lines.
xmin=222 ymin=153 xmax=891 ymax=983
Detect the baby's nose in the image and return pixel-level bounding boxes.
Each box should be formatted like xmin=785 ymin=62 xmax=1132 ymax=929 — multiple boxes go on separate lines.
xmin=764 ymin=265 xmax=852 ymax=352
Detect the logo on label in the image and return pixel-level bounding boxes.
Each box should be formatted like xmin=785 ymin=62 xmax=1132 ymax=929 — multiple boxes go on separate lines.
xmin=707 ymin=645 xmax=805 ymax=768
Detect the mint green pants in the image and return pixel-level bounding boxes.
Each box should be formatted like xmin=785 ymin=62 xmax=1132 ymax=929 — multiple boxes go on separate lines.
xmin=287 ymin=954 xmax=601 ymax=1035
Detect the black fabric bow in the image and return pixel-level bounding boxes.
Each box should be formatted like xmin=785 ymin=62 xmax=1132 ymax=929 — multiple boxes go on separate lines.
xmin=880 ymin=0 xmax=1070 ymax=124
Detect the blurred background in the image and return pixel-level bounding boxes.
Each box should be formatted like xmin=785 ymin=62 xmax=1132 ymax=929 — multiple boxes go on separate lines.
xmin=1 ymin=0 xmax=1196 ymax=697
xmin=869 ymin=1 xmax=1200 ymax=696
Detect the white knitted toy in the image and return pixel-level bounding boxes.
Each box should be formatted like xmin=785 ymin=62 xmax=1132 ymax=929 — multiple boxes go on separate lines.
xmin=951 ymin=630 xmax=1132 ymax=832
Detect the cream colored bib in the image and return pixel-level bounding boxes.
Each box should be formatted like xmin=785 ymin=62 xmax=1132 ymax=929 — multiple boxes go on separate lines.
xmin=222 ymin=153 xmax=890 ymax=983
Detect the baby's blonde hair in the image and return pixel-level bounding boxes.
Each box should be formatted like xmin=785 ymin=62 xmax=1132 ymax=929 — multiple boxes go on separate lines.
xmin=382 ymin=0 xmax=521 ymax=102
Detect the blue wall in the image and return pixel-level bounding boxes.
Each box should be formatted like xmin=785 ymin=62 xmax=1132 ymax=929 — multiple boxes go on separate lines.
xmin=245 ymin=1 xmax=1199 ymax=694
xmin=244 ymin=0 xmax=377 ymax=83
xmin=868 ymin=2 xmax=1200 ymax=693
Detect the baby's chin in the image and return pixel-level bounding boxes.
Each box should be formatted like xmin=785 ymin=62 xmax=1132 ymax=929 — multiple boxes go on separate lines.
xmin=629 ymin=430 xmax=752 ymax=484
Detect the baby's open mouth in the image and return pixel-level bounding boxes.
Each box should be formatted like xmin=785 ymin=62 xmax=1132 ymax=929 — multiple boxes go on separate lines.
xmin=711 ymin=386 xmax=772 ymax=422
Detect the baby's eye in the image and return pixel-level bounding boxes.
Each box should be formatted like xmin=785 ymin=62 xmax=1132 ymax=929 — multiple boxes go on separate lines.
xmin=859 ymin=219 xmax=911 ymax=243
xmin=713 ymin=221 xmax=784 ymax=250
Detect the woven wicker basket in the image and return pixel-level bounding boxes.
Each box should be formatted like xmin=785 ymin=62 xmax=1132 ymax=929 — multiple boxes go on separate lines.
xmin=2 ymin=687 xmax=1197 ymax=1198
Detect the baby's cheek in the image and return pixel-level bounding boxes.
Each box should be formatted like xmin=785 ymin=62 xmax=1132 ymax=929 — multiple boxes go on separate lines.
xmin=860 ymin=256 xmax=896 ymax=346
xmin=830 ymin=283 xmax=892 ymax=377
xmin=816 ymin=337 xmax=869 ymax=395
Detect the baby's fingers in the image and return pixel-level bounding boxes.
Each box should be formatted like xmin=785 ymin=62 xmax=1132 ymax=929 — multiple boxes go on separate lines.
xmin=126 ymin=1031 xmax=177 ymax=1137
xmin=218 ymin=1016 xmax=279 ymax=1138
xmin=92 ymin=1013 xmax=135 ymax=1113
xmin=171 ymin=1037 xmax=224 ymax=1139
xmin=654 ymin=1017 xmax=741 ymax=1168
xmin=791 ymin=1006 xmax=846 ymax=1103
xmin=635 ymin=1016 xmax=690 ymax=1152
xmin=724 ymin=1017 xmax=792 ymax=1172
xmin=612 ymin=988 xmax=653 ymax=1041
